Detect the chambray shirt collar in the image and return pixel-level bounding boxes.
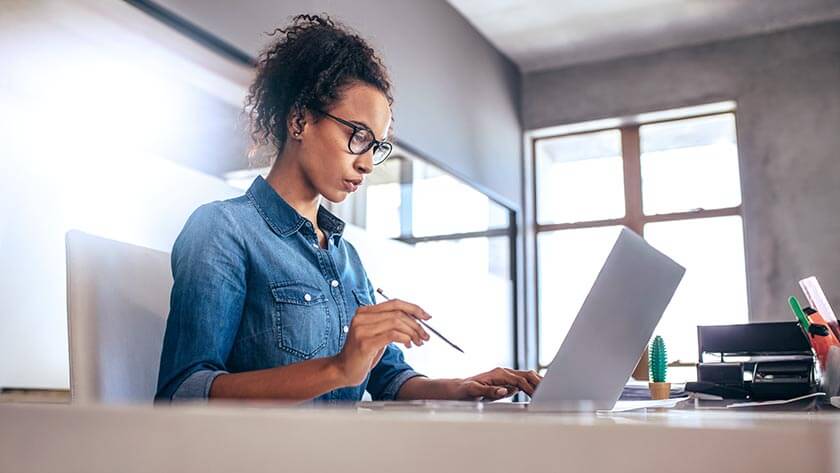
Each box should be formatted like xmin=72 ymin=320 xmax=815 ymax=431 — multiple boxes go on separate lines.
xmin=316 ymin=205 xmax=346 ymax=242
xmin=246 ymin=175 xmax=345 ymax=241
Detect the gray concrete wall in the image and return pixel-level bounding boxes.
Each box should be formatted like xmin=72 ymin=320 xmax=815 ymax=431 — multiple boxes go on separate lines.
xmin=154 ymin=0 xmax=523 ymax=208
xmin=523 ymin=21 xmax=840 ymax=321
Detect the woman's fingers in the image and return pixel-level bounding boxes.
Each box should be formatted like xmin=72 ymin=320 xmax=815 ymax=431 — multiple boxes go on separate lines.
xmin=353 ymin=301 xmax=433 ymax=348
xmin=393 ymin=311 xmax=430 ymax=341
xmin=520 ymin=369 xmax=543 ymax=388
xmin=464 ymin=381 xmax=510 ymax=401
xmin=357 ymin=315 xmax=425 ymax=349
xmin=371 ymin=331 xmax=412 ymax=351
xmin=491 ymin=368 xmax=531 ymax=394
xmin=363 ymin=311 xmax=429 ymax=346
xmin=506 ymin=369 xmax=542 ymax=396
xmin=370 ymin=299 xmax=432 ymax=321
xmin=479 ymin=368 xmax=536 ymax=396
xmin=392 ymin=313 xmax=429 ymax=346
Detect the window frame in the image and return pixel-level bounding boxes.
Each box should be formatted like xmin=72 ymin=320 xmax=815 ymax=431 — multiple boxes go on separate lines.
xmin=531 ymin=110 xmax=746 ymax=372
xmin=387 ymin=142 xmax=521 ymax=371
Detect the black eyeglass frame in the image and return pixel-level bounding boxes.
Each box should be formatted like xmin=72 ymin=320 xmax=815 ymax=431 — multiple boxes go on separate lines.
xmin=318 ymin=110 xmax=393 ymax=165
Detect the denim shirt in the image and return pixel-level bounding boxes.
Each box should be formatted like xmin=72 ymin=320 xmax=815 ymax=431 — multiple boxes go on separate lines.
xmin=155 ymin=176 xmax=422 ymax=403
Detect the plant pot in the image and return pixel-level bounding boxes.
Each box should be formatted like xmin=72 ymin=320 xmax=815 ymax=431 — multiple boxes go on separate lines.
xmin=648 ymin=382 xmax=671 ymax=400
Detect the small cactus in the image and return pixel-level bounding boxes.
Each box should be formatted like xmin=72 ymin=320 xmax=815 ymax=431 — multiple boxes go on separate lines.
xmin=649 ymin=335 xmax=667 ymax=383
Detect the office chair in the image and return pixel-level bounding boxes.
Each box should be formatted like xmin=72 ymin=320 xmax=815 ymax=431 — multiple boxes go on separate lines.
xmin=65 ymin=230 xmax=171 ymax=404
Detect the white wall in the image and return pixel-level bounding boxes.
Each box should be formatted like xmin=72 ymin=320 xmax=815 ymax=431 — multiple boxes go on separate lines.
xmin=153 ymin=0 xmax=523 ymax=208
xmin=0 ymin=1 xmax=246 ymax=389
xmin=0 ymin=141 xmax=241 ymax=389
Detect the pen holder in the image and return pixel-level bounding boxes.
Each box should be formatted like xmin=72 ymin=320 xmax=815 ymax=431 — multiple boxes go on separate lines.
xmin=649 ymin=382 xmax=671 ymax=400
xmin=805 ymin=310 xmax=840 ymax=368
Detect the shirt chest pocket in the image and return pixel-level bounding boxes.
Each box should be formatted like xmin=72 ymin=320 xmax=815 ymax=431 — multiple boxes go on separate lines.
xmin=352 ymin=288 xmax=374 ymax=307
xmin=270 ymin=282 xmax=331 ymax=359
xmin=349 ymin=288 xmax=374 ymax=325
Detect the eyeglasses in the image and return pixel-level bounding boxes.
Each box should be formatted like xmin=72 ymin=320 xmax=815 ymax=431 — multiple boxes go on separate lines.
xmin=318 ymin=110 xmax=393 ymax=165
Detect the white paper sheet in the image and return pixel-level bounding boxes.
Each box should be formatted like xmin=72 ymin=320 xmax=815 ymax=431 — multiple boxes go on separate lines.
xmin=599 ymin=396 xmax=690 ymax=413
xmin=726 ymin=392 xmax=825 ymax=408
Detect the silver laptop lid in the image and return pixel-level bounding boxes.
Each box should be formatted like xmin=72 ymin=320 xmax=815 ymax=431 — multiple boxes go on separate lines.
xmin=530 ymin=227 xmax=685 ymax=412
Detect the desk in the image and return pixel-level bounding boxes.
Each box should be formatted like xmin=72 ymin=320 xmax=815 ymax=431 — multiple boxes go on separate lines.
xmin=1 ymin=401 xmax=838 ymax=473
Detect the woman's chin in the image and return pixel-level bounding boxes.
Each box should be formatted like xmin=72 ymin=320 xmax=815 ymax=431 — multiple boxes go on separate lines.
xmin=321 ymin=189 xmax=349 ymax=204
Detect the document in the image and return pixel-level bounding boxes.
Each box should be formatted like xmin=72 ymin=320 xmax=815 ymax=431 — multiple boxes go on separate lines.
xmin=599 ymin=396 xmax=690 ymax=413
xmin=726 ymin=392 xmax=824 ymax=408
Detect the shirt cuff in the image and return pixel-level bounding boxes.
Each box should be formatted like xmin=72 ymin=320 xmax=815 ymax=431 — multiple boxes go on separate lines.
xmin=380 ymin=369 xmax=425 ymax=401
xmin=170 ymin=369 xmax=228 ymax=402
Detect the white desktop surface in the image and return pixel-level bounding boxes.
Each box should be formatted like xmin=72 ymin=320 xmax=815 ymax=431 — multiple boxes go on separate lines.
xmin=1 ymin=401 xmax=837 ymax=473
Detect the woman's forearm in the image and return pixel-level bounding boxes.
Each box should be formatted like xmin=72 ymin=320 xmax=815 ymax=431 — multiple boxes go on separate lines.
xmin=396 ymin=376 xmax=460 ymax=400
xmin=208 ymin=356 xmax=347 ymax=401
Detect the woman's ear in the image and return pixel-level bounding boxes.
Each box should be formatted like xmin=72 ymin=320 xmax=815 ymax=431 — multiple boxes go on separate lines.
xmin=287 ymin=105 xmax=307 ymax=140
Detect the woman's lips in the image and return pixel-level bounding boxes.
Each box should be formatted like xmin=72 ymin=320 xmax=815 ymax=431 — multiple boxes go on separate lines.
xmin=343 ymin=180 xmax=359 ymax=192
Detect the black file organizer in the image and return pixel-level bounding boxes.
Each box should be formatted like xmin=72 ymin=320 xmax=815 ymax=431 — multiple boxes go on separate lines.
xmin=696 ymin=322 xmax=815 ymax=400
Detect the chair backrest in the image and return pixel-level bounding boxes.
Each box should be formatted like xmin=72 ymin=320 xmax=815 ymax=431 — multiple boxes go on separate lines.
xmin=65 ymin=230 xmax=171 ymax=404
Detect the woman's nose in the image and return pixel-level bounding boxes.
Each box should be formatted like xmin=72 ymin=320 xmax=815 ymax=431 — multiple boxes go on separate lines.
xmin=354 ymin=153 xmax=373 ymax=174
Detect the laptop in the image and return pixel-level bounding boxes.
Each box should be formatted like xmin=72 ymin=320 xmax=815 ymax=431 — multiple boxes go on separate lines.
xmin=359 ymin=227 xmax=685 ymax=412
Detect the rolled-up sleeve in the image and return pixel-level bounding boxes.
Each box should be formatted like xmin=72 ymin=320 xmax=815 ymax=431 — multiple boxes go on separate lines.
xmin=154 ymin=203 xmax=246 ymax=403
xmin=366 ymin=344 xmax=425 ymax=401
xmin=170 ymin=369 xmax=229 ymax=400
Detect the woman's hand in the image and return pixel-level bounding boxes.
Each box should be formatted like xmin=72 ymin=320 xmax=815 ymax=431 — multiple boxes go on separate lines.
xmin=396 ymin=368 xmax=543 ymax=401
xmin=333 ymin=299 xmax=431 ymax=387
xmin=451 ymin=368 xmax=543 ymax=401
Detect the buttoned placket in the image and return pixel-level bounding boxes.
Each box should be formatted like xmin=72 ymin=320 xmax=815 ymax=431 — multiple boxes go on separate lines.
xmin=305 ymin=222 xmax=350 ymax=347
xmin=323 ymin=238 xmax=350 ymax=346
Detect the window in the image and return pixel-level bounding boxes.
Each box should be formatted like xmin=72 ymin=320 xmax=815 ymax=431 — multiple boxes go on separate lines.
xmin=534 ymin=109 xmax=747 ymax=380
xmin=226 ymin=146 xmax=519 ymax=377
xmin=350 ymin=149 xmax=517 ymax=376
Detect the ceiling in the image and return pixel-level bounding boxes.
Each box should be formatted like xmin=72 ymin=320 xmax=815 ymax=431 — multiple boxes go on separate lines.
xmin=446 ymin=0 xmax=840 ymax=72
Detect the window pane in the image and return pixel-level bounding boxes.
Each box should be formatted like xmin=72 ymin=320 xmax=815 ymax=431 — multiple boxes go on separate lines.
xmin=537 ymin=226 xmax=622 ymax=366
xmin=332 ymin=154 xmax=512 ymax=239
xmin=365 ymin=183 xmax=402 ymax=238
xmin=416 ymin=237 xmax=510 ymax=286
xmin=408 ymin=237 xmax=514 ymax=376
xmin=645 ymin=216 xmax=748 ymax=370
xmin=535 ymin=130 xmax=624 ymax=224
xmin=364 ymin=157 xmax=404 ymax=239
xmin=640 ymin=114 xmax=741 ymax=215
xmin=412 ymin=160 xmax=510 ymax=237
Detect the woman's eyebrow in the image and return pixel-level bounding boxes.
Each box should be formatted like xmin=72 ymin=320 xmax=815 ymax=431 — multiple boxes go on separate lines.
xmin=351 ymin=118 xmax=390 ymax=140
xmin=347 ymin=118 xmax=372 ymax=130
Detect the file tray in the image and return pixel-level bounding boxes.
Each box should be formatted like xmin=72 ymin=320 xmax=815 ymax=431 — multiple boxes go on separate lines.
xmin=698 ymin=321 xmax=811 ymax=358
xmin=696 ymin=322 xmax=814 ymax=401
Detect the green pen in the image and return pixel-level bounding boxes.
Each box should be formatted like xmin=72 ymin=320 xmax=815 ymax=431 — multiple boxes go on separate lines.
xmin=789 ymin=296 xmax=810 ymax=331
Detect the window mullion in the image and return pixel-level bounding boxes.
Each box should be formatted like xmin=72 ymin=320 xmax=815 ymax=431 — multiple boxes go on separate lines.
xmin=621 ymin=126 xmax=644 ymax=236
xmin=622 ymin=125 xmax=650 ymax=380
xmin=399 ymin=157 xmax=414 ymax=239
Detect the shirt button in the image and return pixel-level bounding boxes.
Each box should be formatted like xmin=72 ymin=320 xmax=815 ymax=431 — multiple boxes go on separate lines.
xmin=331 ymin=280 xmax=339 ymax=288
xmin=304 ymin=293 xmax=312 ymax=302
xmin=312 ymin=243 xmax=319 ymax=249
xmin=343 ymin=325 xmax=349 ymax=333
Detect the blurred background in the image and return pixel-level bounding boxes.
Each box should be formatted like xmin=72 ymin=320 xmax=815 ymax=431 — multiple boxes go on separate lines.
xmin=2 ymin=0 xmax=840 ymax=395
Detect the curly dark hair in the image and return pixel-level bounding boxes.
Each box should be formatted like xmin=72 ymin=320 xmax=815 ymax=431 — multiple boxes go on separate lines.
xmin=246 ymin=14 xmax=393 ymax=156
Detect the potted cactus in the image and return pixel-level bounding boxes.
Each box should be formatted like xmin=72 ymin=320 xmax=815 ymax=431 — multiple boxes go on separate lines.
xmin=648 ymin=335 xmax=670 ymax=400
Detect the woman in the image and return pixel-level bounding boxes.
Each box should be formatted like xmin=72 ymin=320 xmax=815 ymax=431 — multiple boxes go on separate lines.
xmin=155 ymin=14 xmax=541 ymax=403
